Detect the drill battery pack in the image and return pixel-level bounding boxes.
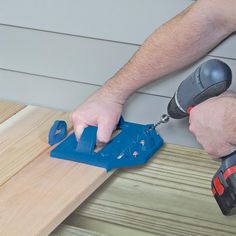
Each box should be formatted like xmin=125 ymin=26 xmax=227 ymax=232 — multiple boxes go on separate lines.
xmin=212 ymin=151 xmax=236 ymax=215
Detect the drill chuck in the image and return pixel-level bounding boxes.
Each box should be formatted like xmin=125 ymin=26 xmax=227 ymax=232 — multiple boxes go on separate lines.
xmin=168 ymin=59 xmax=232 ymax=119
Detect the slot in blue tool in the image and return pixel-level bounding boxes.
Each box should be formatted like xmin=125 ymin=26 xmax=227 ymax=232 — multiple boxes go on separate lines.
xmin=48 ymin=117 xmax=164 ymax=171
xmin=48 ymin=120 xmax=67 ymax=146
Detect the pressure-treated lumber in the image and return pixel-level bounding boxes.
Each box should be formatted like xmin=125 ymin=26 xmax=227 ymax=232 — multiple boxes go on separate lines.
xmin=65 ymin=144 xmax=236 ymax=236
xmin=0 ymin=104 xmax=112 ymax=236
xmin=52 ymin=224 xmax=108 ymax=236
xmin=1 ymin=101 xmax=236 ymax=236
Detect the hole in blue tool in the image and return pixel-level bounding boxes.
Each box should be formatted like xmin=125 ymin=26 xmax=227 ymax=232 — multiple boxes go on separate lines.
xmin=94 ymin=128 xmax=122 ymax=153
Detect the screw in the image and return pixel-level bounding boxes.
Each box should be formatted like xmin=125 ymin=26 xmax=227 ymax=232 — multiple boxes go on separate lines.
xmin=160 ymin=114 xmax=170 ymax=123
xmin=154 ymin=114 xmax=170 ymax=128
xmin=132 ymin=151 xmax=139 ymax=157
xmin=140 ymin=140 xmax=145 ymax=146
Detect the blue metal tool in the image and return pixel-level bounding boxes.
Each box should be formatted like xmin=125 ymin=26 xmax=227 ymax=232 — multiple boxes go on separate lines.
xmin=48 ymin=117 xmax=164 ymax=171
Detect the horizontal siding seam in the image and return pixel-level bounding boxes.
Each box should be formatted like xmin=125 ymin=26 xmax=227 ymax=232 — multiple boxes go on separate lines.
xmin=0 ymin=23 xmax=235 ymax=61
xmin=0 ymin=23 xmax=141 ymax=47
xmin=0 ymin=67 xmax=171 ymax=99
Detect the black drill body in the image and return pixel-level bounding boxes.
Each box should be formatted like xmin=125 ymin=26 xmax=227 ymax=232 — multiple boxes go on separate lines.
xmin=168 ymin=59 xmax=232 ymax=118
xmin=167 ymin=59 xmax=236 ymax=215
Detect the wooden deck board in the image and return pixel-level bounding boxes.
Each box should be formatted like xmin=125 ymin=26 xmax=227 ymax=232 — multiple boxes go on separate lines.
xmin=0 ymin=100 xmax=25 ymax=124
xmin=0 ymin=102 xmax=112 ymax=235
xmin=65 ymin=144 xmax=236 ymax=236
xmin=0 ymin=101 xmax=235 ymax=236
xmin=0 ymin=106 xmax=70 ymax=186
xmin=0 ymin=149 xmax=111 ymax=235
xmin=52 ymin=224 xmax=108 ymax=236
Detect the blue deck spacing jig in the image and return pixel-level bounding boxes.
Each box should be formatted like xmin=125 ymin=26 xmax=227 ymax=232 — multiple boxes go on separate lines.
xmin=48 ymin=117 xmax=164 ymax=171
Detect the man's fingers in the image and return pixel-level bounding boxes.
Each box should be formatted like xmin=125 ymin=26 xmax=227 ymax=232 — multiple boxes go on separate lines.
xmin=73 ymin=122 xmax=88 ymax=140
xmin=216 ymin=143 xmax=236 ymax=158
xmin=97 ymin=120 xmax=115 ymax=143
xmin=200 ymin=139 xmax=236 ymax=158
xmin=219 ymin=91 xmax=236 ymax=98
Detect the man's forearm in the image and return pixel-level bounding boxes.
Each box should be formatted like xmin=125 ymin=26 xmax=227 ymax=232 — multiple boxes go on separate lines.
xmin=102 ymin=0 xmax=236 ymax=104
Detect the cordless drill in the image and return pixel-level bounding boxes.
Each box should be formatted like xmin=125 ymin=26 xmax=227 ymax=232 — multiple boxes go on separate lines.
xmin=166 ymin=59 xmax=236 ymax=215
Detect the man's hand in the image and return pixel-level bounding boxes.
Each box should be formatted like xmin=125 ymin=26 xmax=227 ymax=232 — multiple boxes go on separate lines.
xmin=71 ymin=87 xmax=123 ymax=143
xmin=189 ymin=92 xmax=236 ymax=158
xmin=72 ymin=0 xmax=236 ymax=145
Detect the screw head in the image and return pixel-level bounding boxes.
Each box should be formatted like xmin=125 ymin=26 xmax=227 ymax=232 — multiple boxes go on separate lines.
xmin=132 ymin=151 xmax=139 ymax=157
xmin=140 ymin=140 xmax=145 ymax=146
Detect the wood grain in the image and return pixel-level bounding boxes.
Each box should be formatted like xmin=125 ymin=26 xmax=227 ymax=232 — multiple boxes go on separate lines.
xmin=62 ymin=215 xmax=155 ymax=236
xmin=52 ymin=224 xmax=108 ymax=236
xmin=0 ymin=100 xmax=25 ymax=124
xmin=0 ymin=105 xmax=70 ymax=186
xmin=0 ymin=148 xmax=112 ymax=235
xmin=0 ymin=101 xmax=235 ymax=236
xmin=0 ymin=104 xmax=112 ymax=235
xmin=65 ymin=144 xmax=236 ymax=236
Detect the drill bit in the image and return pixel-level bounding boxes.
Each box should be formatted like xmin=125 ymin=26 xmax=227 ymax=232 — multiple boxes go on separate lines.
xmin=154 ymin=114 xmax=170 ymax=128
